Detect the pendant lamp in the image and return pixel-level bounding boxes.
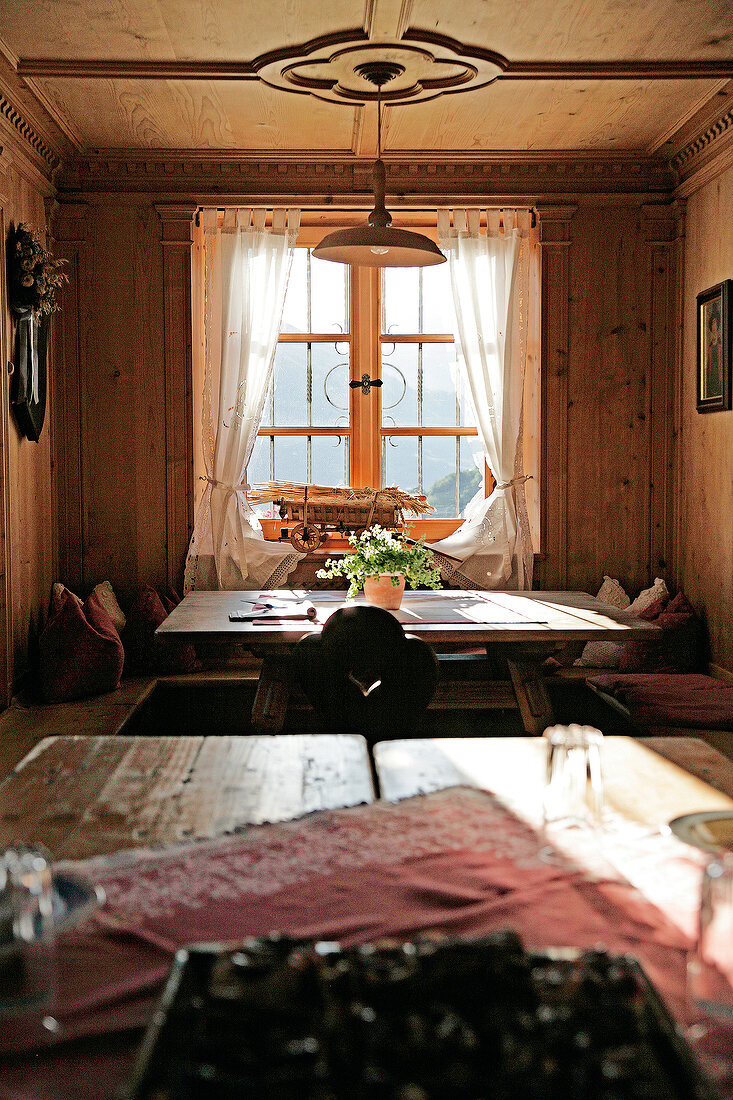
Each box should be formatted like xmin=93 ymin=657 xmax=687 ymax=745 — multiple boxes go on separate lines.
xmin=313 ymin=62 xmax=445 ymax=268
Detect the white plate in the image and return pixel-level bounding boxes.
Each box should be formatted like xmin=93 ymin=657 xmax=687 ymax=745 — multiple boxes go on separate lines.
xmin=669 ymin=811 xmax=733 ymax=853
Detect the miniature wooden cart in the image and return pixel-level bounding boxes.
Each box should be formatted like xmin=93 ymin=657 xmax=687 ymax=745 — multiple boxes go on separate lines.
xmin=278 ymin=487 xmax=403 ymax=551
xmin=247 ymin=482 xmax=433 ymax=553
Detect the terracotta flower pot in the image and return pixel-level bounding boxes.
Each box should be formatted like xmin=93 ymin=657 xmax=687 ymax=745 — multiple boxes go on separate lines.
xmin=363 ymin=573 xmax=406 ymax=610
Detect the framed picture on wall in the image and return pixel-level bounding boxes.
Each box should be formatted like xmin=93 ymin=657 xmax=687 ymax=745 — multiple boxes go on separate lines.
xmin=697 ymin=280 xmax=732 ymax=412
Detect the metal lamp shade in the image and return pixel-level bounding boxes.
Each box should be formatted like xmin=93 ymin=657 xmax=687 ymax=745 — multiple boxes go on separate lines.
xmin=312 ymin=224 xmax=446 ymax=267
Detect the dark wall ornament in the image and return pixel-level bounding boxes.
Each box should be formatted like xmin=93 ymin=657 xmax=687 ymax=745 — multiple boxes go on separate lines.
xmin=11 ymin=309 xmax=50 ymax=442
xmin=696 ymin=280 xmax=732 ymax=413
xmin=6 ymin=223 xmax=67 ymax=441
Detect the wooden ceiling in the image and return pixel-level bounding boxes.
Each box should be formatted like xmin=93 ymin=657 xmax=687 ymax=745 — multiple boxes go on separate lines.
xmin=1 ymin=0 xmax=732 ymax=163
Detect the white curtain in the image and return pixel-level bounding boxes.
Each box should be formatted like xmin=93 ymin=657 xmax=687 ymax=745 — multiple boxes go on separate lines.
xmin=184 ymin=208 xmax=303 ymax=592
xmin=430 ymin=208 xmax=533 ymax=590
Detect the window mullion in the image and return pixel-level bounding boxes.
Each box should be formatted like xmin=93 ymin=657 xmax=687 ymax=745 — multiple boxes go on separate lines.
xmin=456 ymin=435 xmax=460 ymax=517
xmin=350 ymin=264 xmax=381 ymax=488
xmin=306 ymin=340 xmax=312 ymax=483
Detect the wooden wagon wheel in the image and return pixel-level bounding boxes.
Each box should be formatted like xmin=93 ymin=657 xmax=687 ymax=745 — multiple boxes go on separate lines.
xmin=290 ymin=523 xmax=322 ymax=552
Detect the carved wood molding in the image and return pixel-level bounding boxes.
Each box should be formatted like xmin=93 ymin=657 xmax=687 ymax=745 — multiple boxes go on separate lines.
xmin=0 ymin=53 xmax=70 ymax=172
xmin=671 ymin=105 xmax=733 ymax=196
xmin=0 ymin=91 xmax=59 ymax=173
xmin=672 ymin=107 xmax=733 ymax=171
xmin=6 ymin=29 xmax=733 ymax=196
xmin=155 ymin=203 xmax=198 ymax=242
xmin=17 ymin=33 xmax=733 ymax=90
xmin=56 ymin=152 xmax=675 ymax=199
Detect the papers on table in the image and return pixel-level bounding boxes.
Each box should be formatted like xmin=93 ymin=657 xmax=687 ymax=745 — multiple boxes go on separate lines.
xmin=231 ymin=591 xmax=550 ymax=627
xmin=229 ymin=599 xmax=317 ymax=623
xmin=390 ymin=596 xmax=549 ymax=626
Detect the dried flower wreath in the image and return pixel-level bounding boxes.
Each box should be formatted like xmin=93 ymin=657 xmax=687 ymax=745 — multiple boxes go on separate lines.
xmin=8 ymin=223 xmax=67 ymax=318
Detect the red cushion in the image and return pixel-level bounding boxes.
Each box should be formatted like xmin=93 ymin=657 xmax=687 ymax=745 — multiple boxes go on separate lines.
xmin=123 ymin=587 xmax=199 ymax=674
xmin=619 ymin=590 xmax=706 ymax=674
xmin=39 ymin=588 xmax=125 ymax=702
xmin=591 ymin=672 xmax=733 ymax=729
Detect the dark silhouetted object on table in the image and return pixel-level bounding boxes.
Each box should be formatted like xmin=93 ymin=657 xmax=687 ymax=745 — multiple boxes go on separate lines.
xmin=292 ymin=604 xmax=438 ymax=744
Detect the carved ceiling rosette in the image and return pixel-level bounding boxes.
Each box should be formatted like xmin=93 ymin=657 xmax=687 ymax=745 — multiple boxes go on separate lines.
xmin=254 ymin=30 xmax=506 ymax=105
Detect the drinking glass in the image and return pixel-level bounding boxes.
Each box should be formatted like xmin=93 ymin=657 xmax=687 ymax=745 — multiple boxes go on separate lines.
xmin=539 ymin=725 xmax=605 ymax=866
xmin=543 ymin=724 xmax=604 ymax=829
xmin=0 ymin=845 xmax=57 ymax=1025
xmin=688 ymin=852 xmax=733 ymax=1020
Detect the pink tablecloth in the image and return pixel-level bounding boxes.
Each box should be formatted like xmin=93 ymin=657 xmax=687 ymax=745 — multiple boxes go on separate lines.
xmin=1 ymin=786 xmax=731 ymax=1098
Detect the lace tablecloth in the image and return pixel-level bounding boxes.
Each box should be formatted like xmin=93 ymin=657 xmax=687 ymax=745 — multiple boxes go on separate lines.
xmin=1 ymin=786 xmax=730 ymax=1099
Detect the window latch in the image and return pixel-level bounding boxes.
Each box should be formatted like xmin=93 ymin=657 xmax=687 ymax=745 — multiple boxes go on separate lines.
xmin=350 ymin=374 xmax=383 ymax=395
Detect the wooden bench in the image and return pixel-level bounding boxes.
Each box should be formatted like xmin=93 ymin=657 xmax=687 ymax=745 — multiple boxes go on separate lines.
xmin=587 ymin=672 xmax=733 ymax=761
xmin=0 ymin=676 xmax=156 ymax=780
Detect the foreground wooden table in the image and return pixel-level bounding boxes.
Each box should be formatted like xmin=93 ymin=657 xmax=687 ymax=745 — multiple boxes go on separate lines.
xmin=374 ymin=735 xmax=733 ymax=831
xmin=0 ymin=734 xmax=374 ymax=859
xmin=158 ymin=589 xmax=660 ymax=735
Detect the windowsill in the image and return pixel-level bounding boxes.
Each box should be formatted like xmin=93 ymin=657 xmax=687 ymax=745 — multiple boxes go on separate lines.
xmin=259 ymin=519 xmax=462 ymax=545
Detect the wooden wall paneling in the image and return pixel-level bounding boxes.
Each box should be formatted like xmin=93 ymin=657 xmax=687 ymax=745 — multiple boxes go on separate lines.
xmin=671 ymin=204 xmax=686 ymax=594
xmin=52 ymin=202 xmax=89 ymax=593
xmin=564 ymin=204 xmax=654 ymax=595
xmin=679 ymin=161 xmax=733 ymax=673
xmin=0 ymin=203 xmax=13 ymax=708
xmin=155 ymin=204 xmax=196 ymax=592
xmin=80 ymin=202 xmax=167 ymax=600
xmin=43 ymin=198 xmax=59 ymax=590
xmin=0 ymin=123 xmax=56 ymax=701
xmin=642 ymin=201 xmax=684 ymax=584
xmin=5 ymin=176 xmax=54 ymax=693
xmin=536 ymin=205 xmax=575 ymax=590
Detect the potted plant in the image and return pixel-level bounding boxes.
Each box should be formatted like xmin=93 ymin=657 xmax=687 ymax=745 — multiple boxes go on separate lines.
xmin=316 ymin=525 xmax=442 ymax=609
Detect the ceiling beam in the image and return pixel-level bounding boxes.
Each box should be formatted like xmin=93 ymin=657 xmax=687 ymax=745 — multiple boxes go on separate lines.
xmin=17 ymin=58 xmax=733 ymax=82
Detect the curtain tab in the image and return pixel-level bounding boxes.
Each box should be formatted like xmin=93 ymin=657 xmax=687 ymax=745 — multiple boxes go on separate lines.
xmin=517 ymin=209 xmax=532 ymax=235
xmin=286 ymin=208 xmax=301 ymax=243
xmin=436 ymin=209 xmax=450 ymax=240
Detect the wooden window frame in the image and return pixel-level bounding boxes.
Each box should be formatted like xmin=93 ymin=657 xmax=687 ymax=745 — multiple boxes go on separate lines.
xmin=257 ymin=226 xmax=489 ymax=545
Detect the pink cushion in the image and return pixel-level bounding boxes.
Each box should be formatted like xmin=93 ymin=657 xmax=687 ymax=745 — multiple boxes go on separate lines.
xmin=591 ymin=672 xmax=733 ymax=729
xmin=619 ymin=590 xmax=706 ymax=674
xmin=122 ymin=587 xmax=199 ymax=674
xmin=39 ymin=588 xmax=125 ymax=702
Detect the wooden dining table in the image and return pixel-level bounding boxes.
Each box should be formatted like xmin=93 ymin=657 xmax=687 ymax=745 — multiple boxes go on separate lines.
xmin=156 ymin=589 xmax=660 ymax=735
xmin=0 ymin=734 xmax=375 ymax=859
xmin=2 ymin=732 xmax=733 ymax=1100
xmin=373 ymin=734 xmax=733 ymax=827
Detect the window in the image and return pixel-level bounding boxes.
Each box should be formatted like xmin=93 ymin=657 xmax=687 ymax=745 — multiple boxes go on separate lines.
xmin=249 ymin=236 xmax=487 ymax=540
